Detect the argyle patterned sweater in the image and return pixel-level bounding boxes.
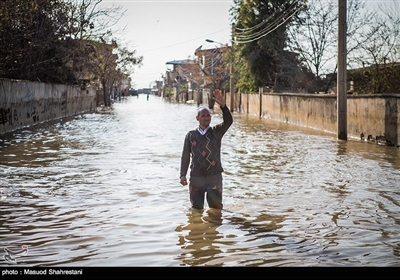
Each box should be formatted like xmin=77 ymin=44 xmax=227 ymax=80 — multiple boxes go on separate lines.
xmin=180 ymin=105 xmax=233 ymax=178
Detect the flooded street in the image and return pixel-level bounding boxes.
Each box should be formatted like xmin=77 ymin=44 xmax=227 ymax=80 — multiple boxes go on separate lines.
xmin=1 ymin=95 xmax=399 ymax=267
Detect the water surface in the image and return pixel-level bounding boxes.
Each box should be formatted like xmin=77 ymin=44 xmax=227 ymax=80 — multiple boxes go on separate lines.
xmin=1 ymin=95 xmax=399 ymax=267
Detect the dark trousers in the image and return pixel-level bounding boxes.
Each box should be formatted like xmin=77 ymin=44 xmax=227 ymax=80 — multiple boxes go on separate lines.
xmin=189 ymin=173 xmax=223 ymax=210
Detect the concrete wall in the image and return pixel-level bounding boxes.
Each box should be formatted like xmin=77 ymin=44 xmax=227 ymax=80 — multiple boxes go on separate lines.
xmin=224 ymin=91 xmax=400 ymax=147
xmin=0 ymin=79 xmax=97 ymax=134
xmin=137 ymin=85 xmax=400 ymax=147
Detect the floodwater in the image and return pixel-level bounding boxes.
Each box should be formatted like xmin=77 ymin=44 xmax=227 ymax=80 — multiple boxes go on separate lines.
xmin=0 ymin=95 xmax=399 ymax=267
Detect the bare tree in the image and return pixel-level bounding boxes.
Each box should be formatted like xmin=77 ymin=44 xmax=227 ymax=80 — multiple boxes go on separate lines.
xmin=87 ymin=38 xmax=142 ymax=106
xmin=346 ymin=0 xmax=380 ymax=68
xmin=288 ymin=0 xmax=378 ymax=78
xmin=352 ymin=1 xmax=400 ymax=93
xmin=67 ymin=0 xmax=126 ymax=40
xmin=287 ymin=0 xmax=337 ymax=78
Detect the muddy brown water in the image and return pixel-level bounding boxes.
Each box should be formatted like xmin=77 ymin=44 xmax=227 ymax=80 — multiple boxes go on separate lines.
xmin=1 ymin=95 xmax=399 ymax=267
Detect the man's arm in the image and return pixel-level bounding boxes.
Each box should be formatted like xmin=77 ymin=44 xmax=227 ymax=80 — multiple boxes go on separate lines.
xmin=179 ymin=133 xmax=191 ymax=185
xmin=210 ymin=89 xmax=233 ymax=136
xmin=221 ymin=104 xmax=233 ymax=129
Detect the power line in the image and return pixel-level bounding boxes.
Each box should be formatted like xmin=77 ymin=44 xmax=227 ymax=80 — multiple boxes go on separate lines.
xmin=234 ymin=3 xmax=305 ymax=44
xmin=139 ymin=28 xmax=230 ymax=53
xmin=235 ymin=0 xmax=293 ymax=33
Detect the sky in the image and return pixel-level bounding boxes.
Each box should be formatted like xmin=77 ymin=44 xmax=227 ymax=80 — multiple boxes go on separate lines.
xmin=100 ymin=0 xmax=234 ymax=89
xmin=99 ymin=0 xmax=398 ymax=89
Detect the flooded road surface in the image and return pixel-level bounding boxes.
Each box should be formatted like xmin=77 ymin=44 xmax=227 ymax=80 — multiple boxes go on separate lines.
xmin=1 ymin=95 xmax=399 ymax=267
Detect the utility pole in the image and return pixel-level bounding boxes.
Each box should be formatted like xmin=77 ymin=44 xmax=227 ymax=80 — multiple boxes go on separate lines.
xmin=230 ymin=23 xmax=235 ymax=112
xmin=230 ymin=61 xmax=234 ymax=112
xmin=337 ymin=0 xmax=347 ymax=140
xmin=205 ymin=37 xmax=233 ymax=111
xmin=175 ymin=78 xmax=179 ymax=103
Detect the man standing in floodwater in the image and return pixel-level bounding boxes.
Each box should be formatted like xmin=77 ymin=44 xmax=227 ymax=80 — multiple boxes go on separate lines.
xmin=179 ymin=89 xmax=233 ymax=210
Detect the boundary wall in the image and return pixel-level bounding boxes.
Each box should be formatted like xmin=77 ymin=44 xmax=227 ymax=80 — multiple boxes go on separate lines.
xmin=224 ymin=91 xmax=400 ymax=147
xmin=0 ymin=79 xmax=97 ymax=135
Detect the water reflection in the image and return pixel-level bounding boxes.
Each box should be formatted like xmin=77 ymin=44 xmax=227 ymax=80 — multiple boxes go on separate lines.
xmin=175 ymin=207 xmax=292 ymax=266
xmin=175 ymin=208 xmax=223 ymax=266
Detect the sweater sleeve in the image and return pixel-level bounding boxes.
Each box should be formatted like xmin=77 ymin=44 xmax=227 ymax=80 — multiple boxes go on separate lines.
xmin=180 ymin=132 xmax=191 ymax=178
xmin=218 ymin=105 xmax=233 ymax=135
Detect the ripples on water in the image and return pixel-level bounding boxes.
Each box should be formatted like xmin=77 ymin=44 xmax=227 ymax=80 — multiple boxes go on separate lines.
xmin=0 ymin=95 xmax=399 ymax=267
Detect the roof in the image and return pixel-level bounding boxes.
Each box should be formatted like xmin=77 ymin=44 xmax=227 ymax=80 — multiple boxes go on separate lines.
xmin=165 ymin=59 xmax=196 ymax=65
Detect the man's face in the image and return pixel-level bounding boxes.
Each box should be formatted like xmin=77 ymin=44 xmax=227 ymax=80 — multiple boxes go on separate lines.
xmin=196 ymin=109 xmax=211 ymax=128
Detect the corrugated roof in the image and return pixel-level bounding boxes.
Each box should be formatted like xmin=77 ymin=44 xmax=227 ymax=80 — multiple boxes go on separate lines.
xmin=165 ymin=59 xmax=196 ymax=65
